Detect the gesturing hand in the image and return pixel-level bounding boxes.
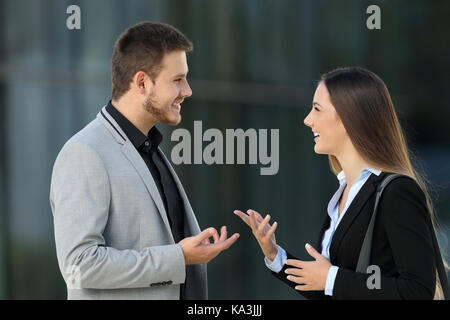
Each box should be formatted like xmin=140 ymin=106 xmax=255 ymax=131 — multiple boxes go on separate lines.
xmin=234 ymin=209 xmax=278 ymax=261
xmin=284 ymin=243 xmax=332 ymax=291
xmin=179 ymin=226 xmax=240 ymax=265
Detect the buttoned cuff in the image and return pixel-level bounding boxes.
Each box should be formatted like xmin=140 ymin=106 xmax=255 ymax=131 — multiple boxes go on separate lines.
xmin=264 ymin=245 xmax=287 ymax=273
xmin=325 ymin=266 xmax=339 ymax=296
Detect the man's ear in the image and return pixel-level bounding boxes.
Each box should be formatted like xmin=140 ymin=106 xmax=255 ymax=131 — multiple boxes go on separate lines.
xmin=132 ymin=71 xmax=153 ymax=95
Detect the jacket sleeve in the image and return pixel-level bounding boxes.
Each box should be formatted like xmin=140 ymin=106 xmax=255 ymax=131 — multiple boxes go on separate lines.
xmin=50 ymin=142 xmax=186 ymax=289
xmin=271 ymin=251 xmax=328 ymax=300
xmin=333 ymin=178 xmax=436 ymax=299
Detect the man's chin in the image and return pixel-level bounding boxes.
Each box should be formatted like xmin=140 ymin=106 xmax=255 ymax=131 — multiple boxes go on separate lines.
xmin=162 ymin=115 xmax=182 ymax=126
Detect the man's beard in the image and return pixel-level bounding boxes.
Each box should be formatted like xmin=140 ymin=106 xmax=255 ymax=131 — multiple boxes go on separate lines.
xmin=142 ymin=92 xmax=181 ymax=126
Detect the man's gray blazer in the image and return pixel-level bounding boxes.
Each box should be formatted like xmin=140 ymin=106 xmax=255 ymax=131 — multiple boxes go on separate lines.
xmin=50 ymin=106 xmax=207 ymax=300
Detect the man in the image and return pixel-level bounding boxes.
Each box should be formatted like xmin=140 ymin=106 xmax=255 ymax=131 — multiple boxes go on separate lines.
xmin=50 ymin=21 xmax=239 ymax=300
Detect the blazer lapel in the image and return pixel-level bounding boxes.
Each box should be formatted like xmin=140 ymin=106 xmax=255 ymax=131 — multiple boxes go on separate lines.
xmin=121 ymin=142 xmax=173 ymax=235
xmin=316 ymin=214 xmax=331 ymax=252
xmin=328 ymin=172 xmax=387 ymax=263
xmin=158 ymin=147 xmax=201 ymax=237
xmin=97 ymin=107 xmax=173 ymax=238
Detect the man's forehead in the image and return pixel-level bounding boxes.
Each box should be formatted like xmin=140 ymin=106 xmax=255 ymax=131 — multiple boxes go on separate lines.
xmin=159 ymin=51 xmax=188 ymax=74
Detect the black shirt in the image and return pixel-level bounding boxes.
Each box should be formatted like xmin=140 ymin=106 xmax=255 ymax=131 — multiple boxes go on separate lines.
xmin=105 ymin=102 xmax=185 ymax=244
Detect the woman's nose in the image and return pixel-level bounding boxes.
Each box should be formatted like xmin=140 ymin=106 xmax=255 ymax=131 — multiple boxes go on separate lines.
xmin=303 ymin=111 xmax=313 ymax=127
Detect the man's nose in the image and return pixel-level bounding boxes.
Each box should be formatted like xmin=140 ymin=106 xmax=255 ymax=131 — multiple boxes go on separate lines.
xmin=182 ymin=80 xmax=192 ymax=98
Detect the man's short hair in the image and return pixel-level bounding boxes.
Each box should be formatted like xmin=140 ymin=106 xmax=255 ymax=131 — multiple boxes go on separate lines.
xmin=111 ymin=21 xmax=193 ymax=100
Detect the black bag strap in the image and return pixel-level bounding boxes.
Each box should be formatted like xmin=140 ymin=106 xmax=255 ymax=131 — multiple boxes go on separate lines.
xmin=356 ymin=173 xmax=450 ymax=299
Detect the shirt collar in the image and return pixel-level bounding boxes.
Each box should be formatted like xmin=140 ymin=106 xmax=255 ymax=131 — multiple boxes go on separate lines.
xmin=327 ymin=166 xmax=382 ymax=222
xmin=336 ymin=166 xmax=381 ymax=185
xmin=106 ymin=101 xmax=163 ymax=152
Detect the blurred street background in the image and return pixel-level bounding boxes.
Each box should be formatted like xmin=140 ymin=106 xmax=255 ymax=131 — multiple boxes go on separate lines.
xmin=0 ymin=0 xmax=449 ymax=299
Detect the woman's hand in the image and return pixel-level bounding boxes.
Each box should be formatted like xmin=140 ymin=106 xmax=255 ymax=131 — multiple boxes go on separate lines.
xmin=234 ymin=209 xmax=278 ymax=261
xmin=284 ymin=243 xmax=332 ymax=291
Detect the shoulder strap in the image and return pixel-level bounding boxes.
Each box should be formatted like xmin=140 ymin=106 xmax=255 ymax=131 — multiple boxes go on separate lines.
xmin=356 ymin=173 xmax=405 ymax=273
xmin=356 ymin=173 xmax=450 ymax=299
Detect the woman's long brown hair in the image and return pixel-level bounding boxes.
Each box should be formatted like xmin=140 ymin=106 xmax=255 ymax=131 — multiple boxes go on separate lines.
xmin=320 ymin=66 xmax=446 ymax=299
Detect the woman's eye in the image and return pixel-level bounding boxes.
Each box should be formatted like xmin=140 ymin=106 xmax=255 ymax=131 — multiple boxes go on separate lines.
xmin=175 ymin=79 xmax=182 ymax=82
xmin=314 ymin=106 xmax=320 ymax=111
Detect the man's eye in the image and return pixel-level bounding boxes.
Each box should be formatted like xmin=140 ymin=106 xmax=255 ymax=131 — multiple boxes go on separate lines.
xmin=175 ymin=79 xmax=182 ymax=82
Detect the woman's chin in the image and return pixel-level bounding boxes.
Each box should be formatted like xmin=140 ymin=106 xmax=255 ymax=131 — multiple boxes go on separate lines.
xmin=313 ymin=145 xmax=329 ymax=155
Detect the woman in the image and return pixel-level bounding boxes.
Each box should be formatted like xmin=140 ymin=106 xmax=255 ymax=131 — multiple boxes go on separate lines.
xmin=234 ymin=66 xmax=447 ymax=299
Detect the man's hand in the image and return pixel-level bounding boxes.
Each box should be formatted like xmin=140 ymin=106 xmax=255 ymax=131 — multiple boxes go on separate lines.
xmin=179 ymin=226 xmax=240 ymax=265
xmin=234 ymin=209 xmax=278 ymax=261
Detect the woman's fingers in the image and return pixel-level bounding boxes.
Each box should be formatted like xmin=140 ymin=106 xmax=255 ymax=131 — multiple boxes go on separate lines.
xmin=233 ymin=210 xmax=251 ymax=227
xmin=249 ymin=209 xmax=274 ymax=233
xmin=257 ymin=214 xmax=271 ymax=235
xmin=234 ymin=208 xmax=278 ymax=260
xmin=249 ymin=211 xmax=258 ymax=232
xmin=247 ymin=209 xmax=264 ymax=222
xmin=285 ymin=259 xmax=305 ymax=269
xmin=234 ymin=209 xmax=275 ymax=237
xmin=285 ymin=267 xmax=305 ymax=277
xmin=287 ymin=275 xmax=307 ymax=286
xmin=285 ymin=266 xmax=306 ymax=285
xmin=234 ymin=208 xmax=276 ymax=245
xmin=266 ymin=221 xmax=278 ymax=240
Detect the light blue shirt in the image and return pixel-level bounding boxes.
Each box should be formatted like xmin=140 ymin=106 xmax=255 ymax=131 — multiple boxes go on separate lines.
xmin=265 ymin=167 xmax=381 ymax=296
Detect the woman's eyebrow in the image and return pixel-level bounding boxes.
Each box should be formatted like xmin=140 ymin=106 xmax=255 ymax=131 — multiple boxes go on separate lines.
xmin=313 ymin=102 xmax=323 ymax=107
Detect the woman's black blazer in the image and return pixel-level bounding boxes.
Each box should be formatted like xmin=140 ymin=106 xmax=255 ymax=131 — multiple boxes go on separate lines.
xmin=272 ymin=172 xmax=437 ymax=299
